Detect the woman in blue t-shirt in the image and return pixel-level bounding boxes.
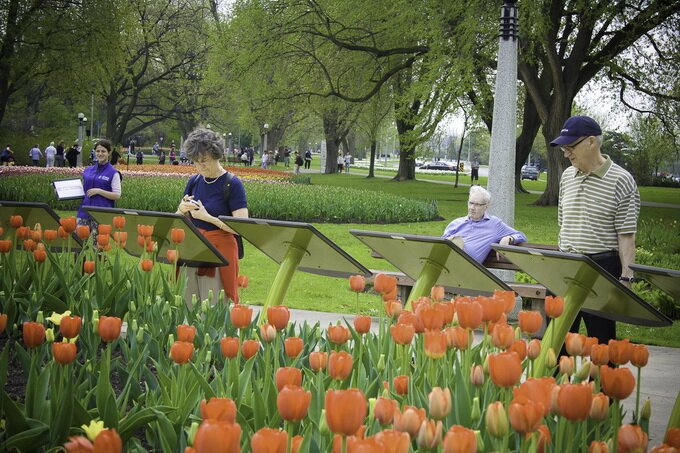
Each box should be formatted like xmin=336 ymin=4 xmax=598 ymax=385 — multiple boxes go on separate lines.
xmin=176 ymin=128 xmax=249 ymax=304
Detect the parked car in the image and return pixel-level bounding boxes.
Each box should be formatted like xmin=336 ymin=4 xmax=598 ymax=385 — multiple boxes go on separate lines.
xmin=521 ymin=165 xmax=539 ymax=180
xmin=420 ymin=161 xmax=455 ymax=171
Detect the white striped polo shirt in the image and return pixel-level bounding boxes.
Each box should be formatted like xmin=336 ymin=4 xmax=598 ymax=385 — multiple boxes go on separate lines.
xmin=558 ymin=155 xmax=640 ymax=254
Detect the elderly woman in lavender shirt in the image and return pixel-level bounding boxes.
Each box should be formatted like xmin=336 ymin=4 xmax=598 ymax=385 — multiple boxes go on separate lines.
xmin=442 ymin=186 xmax=526 ymax=263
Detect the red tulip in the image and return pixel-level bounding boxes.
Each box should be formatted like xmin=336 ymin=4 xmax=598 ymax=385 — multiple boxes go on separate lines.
xmin=52 ymin=342 xmax=77 ymax=365
xmin=428 ymin=387 xmax=452 ymax=420
xmin=267 ymin=305 xmax=290 ymax=331
xmin=665 ymin=427 xmax=680 ymax=447
xmin=600 ymin=365 xmax=635 ymax=400
xmin=509 ymin=339 xmax=527 ymax=361
xmin=445 ymin=326 xmax=469 ymax=350
xmin=275 ymin=367 xmax=302 ymax=391
xmin=23 ymin=321 xmax=46 ymax=348
xmin=64 ymin=435 xmax=93 ymax=452
xmin=260 ymin=324 xmax=276 ymax=343
xmin=353 ymin=315 xmax=371 ymax=334
xmin=230 ymin=304 xmax=253 ymax=329
xmin=220 ymin=337 xmax=240 ymax=359
xmin=98 ymin=316 xmax=122 ymax=342
xmin=200 ymin=397 xmax=237 ymax=422
xmin=442 ymin=425 xmax=476 ymax=453
xmin=325 ymin=389 xmax=367 ymax=436
xmin=113 ymin=231 xmax=127 ymax=246
xmin=60 ymin=315 xmax=82 ymax=339
xmin=193 ymin=419 xmax=241 ymax=453
xmin=177 ymin=324 xmax=196 ymax=343
xmin=0 ymin=313 xmax=7 ymax=335
xmin=284 ymin=336 xmax=304 ymax=358
xmin=171 ymin=227 xmax=186 ymax=244
xmin=309 ymin=351 xmax=328 ymax=371
xmin=60 ymin=217 xmax=78 ymax=234
xmin=416 ymin=304 xmax=445 ymax=331
xmin=528 ymin=339 xmax=541 ymax=360
xmin=589 ymin=441 xmax=609 ymax=453
xmin=488 ymin=352 xmax=522 ymax=387
xmin=518 ymin=310 xmax=543 ymax=335
xmin=590 ymin=392 xmax=609 ymax=421
xmin=23 ymin=239 xmax=36 ymax=251
xmin=170 ymin=341 xmax=194 ymax=364
xmin=544 ymin=295 xmax=564 ymax=318
xmin=349 ymin=275 xmax=366 ymax=292
xmin=251 ymin=427 xmax=287 ymax=453
xmin=242 ymin=339 xmax=260 ymax=359
xmin=137 ymin=224 xmax=154 ymax=237
xmin=417 ymin=419 xmax=443 ymax=449
xmin=328 ymin=351 xmax=353 ymax=381
xmin=513 ymin=377 xmax=555 ymax=418
xmin=277 ymin=385 xmax=311 ymax=421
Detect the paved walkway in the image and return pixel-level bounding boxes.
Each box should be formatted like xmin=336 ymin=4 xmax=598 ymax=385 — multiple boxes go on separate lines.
xmin=250 ymin=305 xmax=678 ymax=446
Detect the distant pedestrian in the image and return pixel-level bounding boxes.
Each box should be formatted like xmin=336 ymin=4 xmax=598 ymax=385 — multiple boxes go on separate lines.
xmin=29 ymin=144 xmax=43 ymax=166
xmin=136 ymin=150 xmax=144 ymax=165
xmin=294 ymin=151 xmax=303 ymax=174
xmin=169 ymin=148 xmax=176 ymax=163
xmin=55 ymin=141 xmax=66 ymax=167
xmin=284 ymin=148 xmax=291 ymax=167
xmin=337 ymin=154 xmax=344 ymax=173
xmin=66 ymin=142 xmax=80 ymax=167
xmin=471 ymin=157 xmax=480 ymax=185
xmin=159 ymin=150 xmax=166 ymax=164
xmin=0 ymin=145 xmax=14 ymax=166
xmin=45 ymin=142 xmax=57 ymax=167
xmin=344 ymin=153 xmax=351 ymax=173
xmin=111 ymin=146 xmax=121 ymax=165
xmin=304 ymin=149 xmax=312 ymax=169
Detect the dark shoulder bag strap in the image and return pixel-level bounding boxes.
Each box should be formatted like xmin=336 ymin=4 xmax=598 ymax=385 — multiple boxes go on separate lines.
xmin=223 ymin=172 xmax=244 ymax=259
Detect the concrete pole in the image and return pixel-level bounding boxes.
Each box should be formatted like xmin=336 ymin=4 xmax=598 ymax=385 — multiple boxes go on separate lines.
xmin=487 ymin=0 xmax=518 ymax=226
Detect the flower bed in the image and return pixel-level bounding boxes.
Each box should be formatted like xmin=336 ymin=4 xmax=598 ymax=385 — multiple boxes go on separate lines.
xmin=0 ymin=217 xmax=678 ymax=452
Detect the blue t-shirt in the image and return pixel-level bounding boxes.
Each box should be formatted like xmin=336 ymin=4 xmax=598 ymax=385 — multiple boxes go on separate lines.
xmin=183 ymin=173 xmax=247 ymax=231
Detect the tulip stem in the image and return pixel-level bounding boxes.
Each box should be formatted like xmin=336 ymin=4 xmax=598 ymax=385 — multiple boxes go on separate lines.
xmin=259 ymin=240 xmax=308 ymax=325
xmin=635 ymin=366 xmax=641 ymax=424
xmin=341 ymin=435 xmax=348 ymax=453
xmin=612 ymin=399 xmax=621 ymax=453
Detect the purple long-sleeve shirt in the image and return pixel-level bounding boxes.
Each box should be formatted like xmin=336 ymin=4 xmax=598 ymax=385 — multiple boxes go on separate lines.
xmin=441 ymin=213 xmax=527 ymax=263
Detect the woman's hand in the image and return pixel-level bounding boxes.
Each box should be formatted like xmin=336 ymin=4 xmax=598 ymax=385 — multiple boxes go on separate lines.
xmin=187 ymin=199 xmax=212 ymax=222
xmin=177 ymin=195 xmax=200 ymax=215
xmin=86 ymin=188 xmax=101 ymax=197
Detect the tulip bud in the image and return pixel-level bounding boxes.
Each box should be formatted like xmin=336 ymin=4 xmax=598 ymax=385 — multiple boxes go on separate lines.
xmin=167 ymin=334 xmax=175 ymax=350
xmin=485 ymin=402 xmax=509 ymax=438
xmin=575 ymin=360 xmax=591 ymax=381
xmin=482 ymin=355 xmax=489 ymax=374
xmin=429 ymin=387 xmax=452 ymax=420
xmin=377 ymin=354 xmax=385 ymax=372
xmin=205 ymin=350 xmax=212 ymax=363
xmin=125 ymin=279 xmax=132 ymax=290
xmin=83 ymin=290 xmax=90 ymax=300
xmin=640 ymin=398 xmax=651 ymax=421
xmin=260 ymin=324 xmax=277 ymax=343
xmin=368 ymin=398 xmax=376 ymax=419
xmin=545 ymin=348 xmax=557 ymax=368
xmin=162 ymin=302 xmax=171 ymax=317
xmin=36 ymin=311 xmax=44 ymax=324
xmin=589 ymin=393 xmax=609 ymax=420
xmin=191 ymin=294 xmax=198 ymax=308
xmin=136 ymin=326 xmax=145 ymax=343
xmin=187 ymin=421 xmax=199 ymax=446
xmin=319 ymin=409 xmax=329 ymax=433
xmin=217 ymin=290 xmax=224 ymax=305
xmin=471 ymin=365 xmax=484 ymax=387
xmin=129 ymin=301 xmax=137 ymax=313
xmin=471 ymin=397 xmax=481 ymax=423
xmin=475 ymin=430 xmax=484 ymax=453
xmin=174 ymin=295 xmax=183 ymax=307
xmin=559 ymin=355 xmax=574 ymax=376
xmin=130 ymin=319 xmax=138 ymax=332
xmin=514 ymin=326 xmax=521 ymax=339
xmin=527 ymin=339 xmax=541 ymax=360
xmin=92 ymin=310 xmax=99 ymax=322
xmin=201 ymin=299 xmax=209 ymax=313
xmin=45 ymin=328 xmax=55 ymax=342
xmin=207 ymin=289 xmax=214 ymax=302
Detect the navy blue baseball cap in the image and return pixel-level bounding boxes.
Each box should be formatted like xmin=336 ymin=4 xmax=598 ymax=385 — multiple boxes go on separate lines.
xmin=549 ymin=116 xmax=602 ymax=146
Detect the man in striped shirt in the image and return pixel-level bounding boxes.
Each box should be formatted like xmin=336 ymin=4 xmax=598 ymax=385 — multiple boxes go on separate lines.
xmin=550 ymin=115 xmax=640 ymax=344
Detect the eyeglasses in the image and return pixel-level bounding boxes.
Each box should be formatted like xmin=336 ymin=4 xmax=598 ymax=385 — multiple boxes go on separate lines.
xmin=468 ymin=201 xmax=487 ymax=207
xmin=560 ymin=136 xmax=588 ymax=154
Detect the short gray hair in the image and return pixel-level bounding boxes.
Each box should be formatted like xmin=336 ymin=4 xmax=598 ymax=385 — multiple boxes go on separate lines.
xmin=183 ymin=128 xmax=224 ymax=161
xmin=469 ymin=185 xmax=491 ymax=204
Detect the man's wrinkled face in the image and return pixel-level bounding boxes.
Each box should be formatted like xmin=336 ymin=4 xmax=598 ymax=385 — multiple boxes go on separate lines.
xmin=467 ymin=193 xmax=488 ymax=221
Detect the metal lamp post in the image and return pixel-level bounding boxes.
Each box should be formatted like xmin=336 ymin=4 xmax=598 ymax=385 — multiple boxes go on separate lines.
xmin=228 ymin=132 xmax=233 ymax=155
xmin=263 ymin=123 xmax=269 ymax=157
xmin=77 ymin=113 xmax=86 ymax=166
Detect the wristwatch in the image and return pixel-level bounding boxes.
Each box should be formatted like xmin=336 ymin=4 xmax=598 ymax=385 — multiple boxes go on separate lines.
xmin=507 ymin=236 xmax=515 ymax=245
xmin=618 ymin=276 xmax=634 ymax=282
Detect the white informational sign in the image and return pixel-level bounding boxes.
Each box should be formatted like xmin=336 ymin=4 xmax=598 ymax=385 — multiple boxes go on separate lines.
xmin=319 ymin=140 xmax=327 ymax=173
xmin=52 ymin=178 xmax=85 ymax=200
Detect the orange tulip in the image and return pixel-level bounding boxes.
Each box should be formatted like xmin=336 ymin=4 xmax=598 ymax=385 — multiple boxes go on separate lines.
xmin=494 ymin=289 xmax=517 ymax=314
xmin=113 ymin=231 xmax=127 ymax=246
xmin=397 ymin=310 xmax=423 ymax=332
xmin=528 ymin=339 xmax=541 ymax=360
xmin=309 ymin=351 xmax=328 ymax=371
xmin=64 ymin=435 xmax=93 ymax=452
xmin=83 ymin=260 xmax=95 ymax=274
xmin=137 ymin=224 xmax=154 ymax=237
xmin=455 ymin=299 xmax=483 ymax=330
xmin=220 ymin=337 xmax=240 ymax=359
xmin=140 ymin=258 xmax=153 ymax=272
xmin=557 ymin=383 xmax=593 ymax=421
xmin=665 ymin=427 xmax=680 ymax=447
xmin=508 ymin=395 xmax=543 ymax=434
xmin=325 ymin=389 xmax=367 ymax=436
xmin=535 ymin=424 xmax=551 ymax=453
xmin=193 ymin=419 xmax=241 ymax=453
xmin=470 ymin=365 xmax=484 ymax=387
xmin=284 ymin=336 xmax=304 ymax=358
xmin=382 ymin=286 xmax=398 ymax=302
xmin=328 ymin=324 xmax=351 ymax=345
xmin=349 ymin=275 xmax=366 ymax=292
xmin=513 ymin=377 xmax=555 ymax=418
xmin=0 ymin=313 xmax=7 ymax=335
xmin=424 ymin=330 xmax=447 ymax=359
xmin=275 ymin=367 xmax=302 ymax=391
xmin=559 ymin=355 xmax=575 ymax=375
xmin=291 ymin=436 xmax=303 ymax=453
xmin=429 ymin=285 xmax=445 ymax=301
xmin=30 ymin=227 xmax=42 ymax=242
xmin=374 ymin=429 xmax=410 ymax=453
xmin=353 ymin=315 xmax=371 ymax=334
xmin=428 ymin=387 xmax=452 ymax=420
xmin=242 ymin=339 xmax=260 ymax=359
xmin=60 ymin=315 xmax=82 ymax=339
xmin=608 ymin=339 xmax=632 ymax=365
xmin=237 ymin=275 xmax=248 ymax=288
xmin=589 ymin=441 xmax=610 ymax=453
xmin=171 ymin=227 xmax=186 ymax=244
xmin=442 ymin=425 xmax=477 ymax=453
xmin=23 ymin=321 xmax=46 ymax=348
xmin=0 ymin=240 xmax=11 ymax=253
xmin=417 ymin=419 xmax=443 ymax=449
xmin=112 ymin=216 xmax=126 ymax=230
xmin=618 ymin=424 xmax=648 ymax=453
xmin=23 ymin=239 xmax=36 ymax=251
xmin=329 ymin=351 xmax=353 ymax=381
xmin=176 ymin=324 xmax=196 ymax=343
xmin=166 ymin=249 xmax=178 ymax=263
xmin=76 ymin=225 xmax=90 ymax=240
xmin=384 ymin=300 xmax=403 ymax=318
xmin=591 ymin=344 xmax=609 ymax=366
xmin=33 ymin=248 xmax=47 ymax=263
xmin=200 ymin=397 xmax=237 ymax=422
xmin=98 ymin=224 xmax=112 ymax=235
xmin=43 ymin=229 xmax=58 ymax=242
xmin=390 ymin=323 xmax=415 ymax=345
xmin=9 ymin=214 xmax=23 ymax=228
xmin=445 ymin=326 xmax=469 ymax=350
xmin=518 ymin=310 xmax=543 ymax=335
xmin=251 ymin=427 xmax=287 ymax=453
xmin=435 ymin=301 xmax=455 ymax=325
xmin=600 ymin=365 xmax=635 ymax=400
xmin=92 ymin=429 xmax=122 ymax=453
xmin=544 ymin=295 xmax=564 ymax=318
xmin=260 ymin=324 xmax=277 ymax=343
xmin=393 ymin=375 xmax=409 ymax=395
xmin=416 ymin=304 xmax=445 ymax=331
xmin=565 ymin=332 xmax=586 ymax=356
xmin=590 ymin=392 xmax=610 ymax=421
xmin=491 ymin=323 xmax=514 ymax=350
xmin=170 ymin=341 xmax=194 ymax=364
xmin=230 ymin=304 xmax=253 ymax=329
xmin=373 ymin=273 xmax=397 ymax=295
xmin=374 ymin=397 xmax=399 ymax=425
xmin=583 ymin=336 xmax=598 ymax=356
xmin=267 ymin=305 xmax=290 ymax=331
xmin=630 ymin=344 xmax=649 ymax=368
xmin=98 ymin=316 xmax=122 ymax=342
xmin=479 ymin=295 xmax=505 ymax=323
xmin=485 ymin=402 xmax=509 ymax=438
xmin=488 ymin=352 xmax=522 ymax=387
xmin=136 ymin=235 xmax=147 ymax=248
xmin=394 ymin=405 xmax=426 ymax=438
xmin=508 ymin=339 xmax=527 ymax=361
xmin=52 ymin=342 xmax=77 ymax=365
xmin=277 ymin=385 xmax=311 ymax=421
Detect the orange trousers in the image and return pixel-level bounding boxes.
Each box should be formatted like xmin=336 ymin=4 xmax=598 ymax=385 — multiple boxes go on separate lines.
xmin=196 ymin=229 xmax=239 ymax=304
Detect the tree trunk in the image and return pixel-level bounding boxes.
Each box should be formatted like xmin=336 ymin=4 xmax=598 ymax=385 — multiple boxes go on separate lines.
xmin=514 ymin=96 xmax=541 ymax=193
xmin=322 ymin=111 xmax=341 ymax=174
xmin=368 ymin=139 xmax=377 ymax=178
xmin=534 ymin=109 xmax=571 ymax=206
xmin=394 ymin=116 xmax=416 ymax=181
